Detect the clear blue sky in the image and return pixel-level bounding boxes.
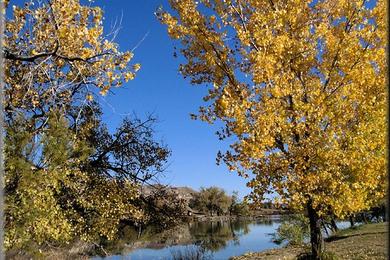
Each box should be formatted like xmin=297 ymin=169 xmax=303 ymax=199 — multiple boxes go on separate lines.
xmin=93 ymin=0 xmax=251 ymax=196
xmin=6 ymin=0 xmax=251 ymax=197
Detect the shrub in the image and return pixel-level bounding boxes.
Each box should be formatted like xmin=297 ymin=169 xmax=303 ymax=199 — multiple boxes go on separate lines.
xmin=272 ymin=214 xmax=310 ymax=246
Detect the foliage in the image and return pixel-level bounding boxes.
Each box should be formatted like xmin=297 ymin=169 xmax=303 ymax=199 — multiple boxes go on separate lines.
xmin=158 ymin=0 xmax=386 ymax=221
xmin=189 ymin=188 xmax=248 ymax=217
xmin=4 ymin=107 xmax=170 ymax=251
xmin=140 ymin=185 xmax=188 ymax=228
xmin=4 ymin=111 xmax=148 ymax=250
xmin=273 ymin=214 xmax=310 ymax=246
xmin=5 ymin=113 xmax=77 ymax=250
xmin=3 ymin=0 xmax=170 ymax=252
xmin=158 ymin=0 xmax=386 ymax=257
xmin=4 ymin=0 xmax=139 ymax=115
xmin=190 ymin=186 xmax=232 ymax=216
xmin=229 ymin=191 xmax=250 ymax=216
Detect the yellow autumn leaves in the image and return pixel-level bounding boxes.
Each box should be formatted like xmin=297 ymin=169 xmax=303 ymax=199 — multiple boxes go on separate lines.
xmin=5 ymin=0 xmax=141 ymax=110
xmin=4 ymin=0 xmax=145 ymax=249
xmin=159 ymin=0 xmax=386 ymax=220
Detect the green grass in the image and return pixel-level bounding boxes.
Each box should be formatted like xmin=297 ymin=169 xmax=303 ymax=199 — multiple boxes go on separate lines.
xmin=330 ymin=222 xmax=386 ymax=237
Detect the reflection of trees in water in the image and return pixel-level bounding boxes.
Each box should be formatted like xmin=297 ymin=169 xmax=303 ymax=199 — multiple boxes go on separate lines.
xmin=229 ymin=220 xmax=250 ymax=246
xmin=230 ymin=220 xmax=251 ymax=236
xmin=100 ymin=224 xmax=191 ymax=254
xmin=255 ymin=218 xmax=275 ymax=226
xmin=170 ymin=245 xmax=213 ymax=260
xmin=188 ymin=220 xmax=252 ymax=252
xmin=98 ymin=219 xmax=276 ymax=255
xmin=100 ymin=225 xmax=154 ymax=254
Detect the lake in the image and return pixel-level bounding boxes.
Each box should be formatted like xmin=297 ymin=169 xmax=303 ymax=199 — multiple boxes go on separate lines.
xmin=92 ymin=216 xmax=351 ymax=260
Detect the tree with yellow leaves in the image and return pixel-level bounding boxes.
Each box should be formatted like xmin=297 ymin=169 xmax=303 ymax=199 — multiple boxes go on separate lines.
xmin=3 ymin=0 xmax=139 ymax=117
xmin=158 ymin=0 xmax=386 ymax=258
xmin=3 ymin=0 xmax=169 ymax=254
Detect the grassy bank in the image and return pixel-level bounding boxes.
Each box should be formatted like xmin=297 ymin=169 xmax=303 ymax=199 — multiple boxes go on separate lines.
xmin=231 ymin=222 xmax=388 ymax=260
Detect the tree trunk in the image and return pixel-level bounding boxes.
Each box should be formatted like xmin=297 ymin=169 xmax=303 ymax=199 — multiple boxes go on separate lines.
xmin=330 ymin=218 xmax=338 ymax=233
xmin=322 ymin=220 xmax=329 ymax=237
xmin=362 ymin=213 xmax=368 ymax=224
xmin=307 ymin=200 xmax=323 ymax=259
xmin=349 ymin=214 xmax=355 ymax=227
xmin=137 ymin=225 xmax=142 ymax=239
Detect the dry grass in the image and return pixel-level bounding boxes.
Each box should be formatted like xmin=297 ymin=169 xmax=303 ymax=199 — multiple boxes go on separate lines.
xmin=325 ymin=222 xmax=387 ymax=260
xmin=231 ymin=222 xmax=388 ymax=260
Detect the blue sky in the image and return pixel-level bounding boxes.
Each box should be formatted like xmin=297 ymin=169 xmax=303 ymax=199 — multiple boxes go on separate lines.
xmin=95 ymin=0 xmax=376 ymax=197
xmin=94 ymin=0 xmax=251 ymax=196
xmin=6 ymin=0 xmax=251 ymax=197
xmin=8 ymin=0 xmax=379 ymax=198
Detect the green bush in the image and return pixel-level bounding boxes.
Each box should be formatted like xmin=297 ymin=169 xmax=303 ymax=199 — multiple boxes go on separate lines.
xmin=272 ymin=214 xmax=310 ymax=246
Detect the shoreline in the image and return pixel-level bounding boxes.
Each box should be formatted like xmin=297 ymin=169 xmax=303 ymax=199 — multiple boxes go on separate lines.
xmin=187 ymin=210 xmax=292 ymax=222
xmin=230 ymin=222 xmax=387 ymax=260
xmin=7 ymin=214 xmax=286 ymax=259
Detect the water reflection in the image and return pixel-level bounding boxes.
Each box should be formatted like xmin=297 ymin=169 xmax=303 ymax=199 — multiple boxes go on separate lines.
xmin=189 ymin=220 xmax=251 ymax=252
xmin=94 ymin=217 xmax=284 ymax=259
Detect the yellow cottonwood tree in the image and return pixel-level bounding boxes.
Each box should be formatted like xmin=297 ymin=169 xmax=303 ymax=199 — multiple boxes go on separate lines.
xmin=3 ymin=0 xmax=145 ymax=252
xmin=4 ymin=0 xmax=139 ymax=115
xmin=158 ymin=0 xmax=386 ymax=257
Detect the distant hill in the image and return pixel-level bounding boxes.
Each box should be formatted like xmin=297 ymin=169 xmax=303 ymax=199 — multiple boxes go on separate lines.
xmin=170 ymin=186 xmax=198 ymax=201
xmin=140 ymin=185 xmax=198 ymax=202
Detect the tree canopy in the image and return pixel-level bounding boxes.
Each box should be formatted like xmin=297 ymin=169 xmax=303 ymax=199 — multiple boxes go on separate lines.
xmin=190 ymin=186 xmax=232 ymax=216
xmin=158 ymin=0 xmax=386 ymax=257
xmin=3 ymin=0 xmax=168 ymax=252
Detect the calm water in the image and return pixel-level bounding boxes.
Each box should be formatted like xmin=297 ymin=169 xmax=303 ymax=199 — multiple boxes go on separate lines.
xmin=92 ymin=217 xmax=351 ymax=260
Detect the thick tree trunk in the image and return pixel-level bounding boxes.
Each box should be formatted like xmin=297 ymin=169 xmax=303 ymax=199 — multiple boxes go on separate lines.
xmin=307 ymin=201 xmax=323 ymax=259
xmin=362 ymin=213 xmax=368 ymax=224
xmin=349 ymin=214 xmax=355 ymax=227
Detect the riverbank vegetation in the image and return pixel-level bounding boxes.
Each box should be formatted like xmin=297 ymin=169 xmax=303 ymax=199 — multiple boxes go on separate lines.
xmin=189 ymin=187 xmax=250 ymax=217
xmin=3 ymin=0 xmax=177 ymax=256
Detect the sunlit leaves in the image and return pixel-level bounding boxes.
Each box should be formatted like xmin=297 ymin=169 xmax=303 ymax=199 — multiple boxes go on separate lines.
xmin=4 ymin=0 xmax=139 ymax=114
xmin=3 ymin=0 xmax=148 ymax=252
xmin=159 ymin=0 xmax=386 ymax=219
xmin=4 ymin=111 xmax=147 ymax=251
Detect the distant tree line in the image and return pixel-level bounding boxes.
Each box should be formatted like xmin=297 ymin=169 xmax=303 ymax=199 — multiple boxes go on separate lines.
xmin=189 ymin=187 xmax=249 ymax=216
